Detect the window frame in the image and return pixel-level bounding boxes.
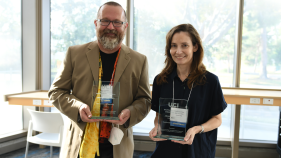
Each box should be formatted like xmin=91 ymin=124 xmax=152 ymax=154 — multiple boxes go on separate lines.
xmin=2 ymin=0 xmax=279 ymax=157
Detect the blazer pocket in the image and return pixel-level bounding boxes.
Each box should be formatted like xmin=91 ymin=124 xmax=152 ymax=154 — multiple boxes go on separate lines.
xmin=127 ymin=128 xmax=132 ymax=137
xmin=64 ymin=123 xmax=74 ymax=147
xmin=69 ymin=123 xmax=72 ymax=131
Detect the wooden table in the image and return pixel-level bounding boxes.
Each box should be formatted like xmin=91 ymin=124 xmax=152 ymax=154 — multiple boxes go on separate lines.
xmin=5 ymin=90 xmax=54 ymax=148
xmin=6 ymin=88 xmax=280 ymax=106
xmin=221 ymin=88 xmax=281 ymax=158
xmin=5 ymin=88 xmax=281 ymax=158
xmin=4 ymin=90 xmax=53 ymax=109
xmin=222 ymin=87 xmax=281 ymax=106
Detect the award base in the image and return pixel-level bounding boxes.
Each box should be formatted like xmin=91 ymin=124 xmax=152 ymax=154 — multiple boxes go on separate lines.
xmin=155 ymin=98 xmax=189 ymax=142
xmin=154 ymin=135 xmax=185 ymax=141
xmin=91 ymin=116 xmax=119 ymax=120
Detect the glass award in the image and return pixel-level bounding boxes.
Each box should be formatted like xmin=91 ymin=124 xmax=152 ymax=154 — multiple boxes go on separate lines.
xmin=91 ymin=81 xmax=120 ymax=120
xmin=154 ymin=98 xmax=188 ymax=141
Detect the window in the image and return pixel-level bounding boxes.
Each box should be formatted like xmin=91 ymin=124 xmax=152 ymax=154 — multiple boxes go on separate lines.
xmin=51 ymin=0 xmax=126 ymax=82
xmin=133 ymin=0 xmax=237 ymax=138
xmin=239 ymin=0 xmax=281 ymax=141
xmin=49 ymin=0 xmax=281 ymax=142
xmin=0 ymin=0 xmax=22 ymax=135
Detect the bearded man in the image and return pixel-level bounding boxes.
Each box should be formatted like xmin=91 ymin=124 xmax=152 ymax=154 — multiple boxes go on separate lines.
xmin=48 ymin=2 xmax=151 ymax=158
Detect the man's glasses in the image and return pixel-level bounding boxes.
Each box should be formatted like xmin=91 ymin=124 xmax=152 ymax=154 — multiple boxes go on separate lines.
xmin=97 ymin=19 xmax=125 ymax=27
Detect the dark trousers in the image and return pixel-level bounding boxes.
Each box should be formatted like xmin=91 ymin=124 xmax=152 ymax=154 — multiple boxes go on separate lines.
xmin=78 ymin=139 xmax=113 ymax=158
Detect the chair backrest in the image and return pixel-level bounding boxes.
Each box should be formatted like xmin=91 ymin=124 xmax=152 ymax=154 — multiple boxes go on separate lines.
xmin=28 ymin=109 xmax=64 ymax=133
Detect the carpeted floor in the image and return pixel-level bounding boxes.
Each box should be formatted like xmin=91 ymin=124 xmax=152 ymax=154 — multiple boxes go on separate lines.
xmin=0 ymin=144 xmax=153 ymax=158
xmin=0 ymin=145 xmax=228 ymax=158
xmin=0 ymin=145 xmax=60 ymax=158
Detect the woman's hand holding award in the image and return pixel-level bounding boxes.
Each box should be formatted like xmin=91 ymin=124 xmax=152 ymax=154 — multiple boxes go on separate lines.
xmin=154 ymin=98 xmax=189 ymax=141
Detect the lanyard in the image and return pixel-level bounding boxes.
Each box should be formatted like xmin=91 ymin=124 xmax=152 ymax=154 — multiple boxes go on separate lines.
xmin=173 ymin=80 xmax=194 ymax=103
xmin=100 ymin=48 xmax=121 ymax=86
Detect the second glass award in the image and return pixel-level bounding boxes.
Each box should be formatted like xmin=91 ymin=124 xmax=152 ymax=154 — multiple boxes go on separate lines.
xmin=154 ymin=98 xmax=188 ymax=141
xmin=91 ymin=81 xmax=120 ymax=120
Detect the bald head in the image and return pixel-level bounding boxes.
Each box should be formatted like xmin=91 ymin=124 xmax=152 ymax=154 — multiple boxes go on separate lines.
xmin=96 ymin=1 xmax=127 ymax=22
xmin=94 ymin=1 xmax=128 ymax=53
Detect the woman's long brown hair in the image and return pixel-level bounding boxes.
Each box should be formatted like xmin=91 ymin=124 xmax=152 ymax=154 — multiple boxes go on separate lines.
xmin=157 ymin=24 xmax=206 ymax=89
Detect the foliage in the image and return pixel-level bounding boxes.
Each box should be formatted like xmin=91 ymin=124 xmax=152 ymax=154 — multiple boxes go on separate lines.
xmin=0 ymin=0 xmax=21 ymax=71
xmin=49 ymin=0 xmax=281 ymax=85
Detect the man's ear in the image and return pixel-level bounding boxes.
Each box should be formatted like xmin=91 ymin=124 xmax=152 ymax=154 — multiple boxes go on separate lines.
xmin=94 ymin=20 xmax=98 ymax=27
xmin=124 ymin=22 xmax=128 ymax=29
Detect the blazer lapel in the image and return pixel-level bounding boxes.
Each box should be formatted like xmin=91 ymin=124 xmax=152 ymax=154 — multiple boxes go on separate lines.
xmin=86 ymin=41 xmax=99 ymax=82
xmin=114 ymin=44 xmax=131 ymax=87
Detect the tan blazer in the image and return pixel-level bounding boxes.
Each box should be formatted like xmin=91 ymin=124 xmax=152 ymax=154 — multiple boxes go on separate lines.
xmin=48 ymin=41 xmax=151 ymax=158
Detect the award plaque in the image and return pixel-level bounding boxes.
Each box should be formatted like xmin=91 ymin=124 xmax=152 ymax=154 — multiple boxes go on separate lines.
xmin=154 ymin=98 xmax=188 ymax=141
xmin=91 ymin=81 xmax=120 ymax=120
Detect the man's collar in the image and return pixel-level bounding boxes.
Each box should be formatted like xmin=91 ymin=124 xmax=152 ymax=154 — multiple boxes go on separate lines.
xmin=99 ymin=48 xmax=119 ymax=55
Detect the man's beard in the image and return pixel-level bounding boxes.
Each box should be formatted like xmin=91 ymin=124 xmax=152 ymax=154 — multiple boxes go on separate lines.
xmin=98 ymin=29 xmax=125 ymax=50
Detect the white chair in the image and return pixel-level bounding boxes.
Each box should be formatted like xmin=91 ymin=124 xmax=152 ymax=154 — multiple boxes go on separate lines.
xmin=51 ymin=108 xmax=71 ymax=158
xmin=25 ymin=109 xmax=64 ymax=158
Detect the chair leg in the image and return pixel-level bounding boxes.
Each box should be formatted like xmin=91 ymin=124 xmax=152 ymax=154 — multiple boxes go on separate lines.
xmin=50 ymin=146 xmax=53 ymax=158
xmin=25 ymin=141 xmax=29 ymax=158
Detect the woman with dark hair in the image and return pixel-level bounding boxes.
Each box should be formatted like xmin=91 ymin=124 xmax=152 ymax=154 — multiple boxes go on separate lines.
xmin=149 ymin=24 xmax=227 ymax=158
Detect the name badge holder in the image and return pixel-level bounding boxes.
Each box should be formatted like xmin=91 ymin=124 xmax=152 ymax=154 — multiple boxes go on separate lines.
xmin=91 ymin=81 xmax=120 ymax=120
xmin=154 ymin=81 xmax=194 ymax=141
